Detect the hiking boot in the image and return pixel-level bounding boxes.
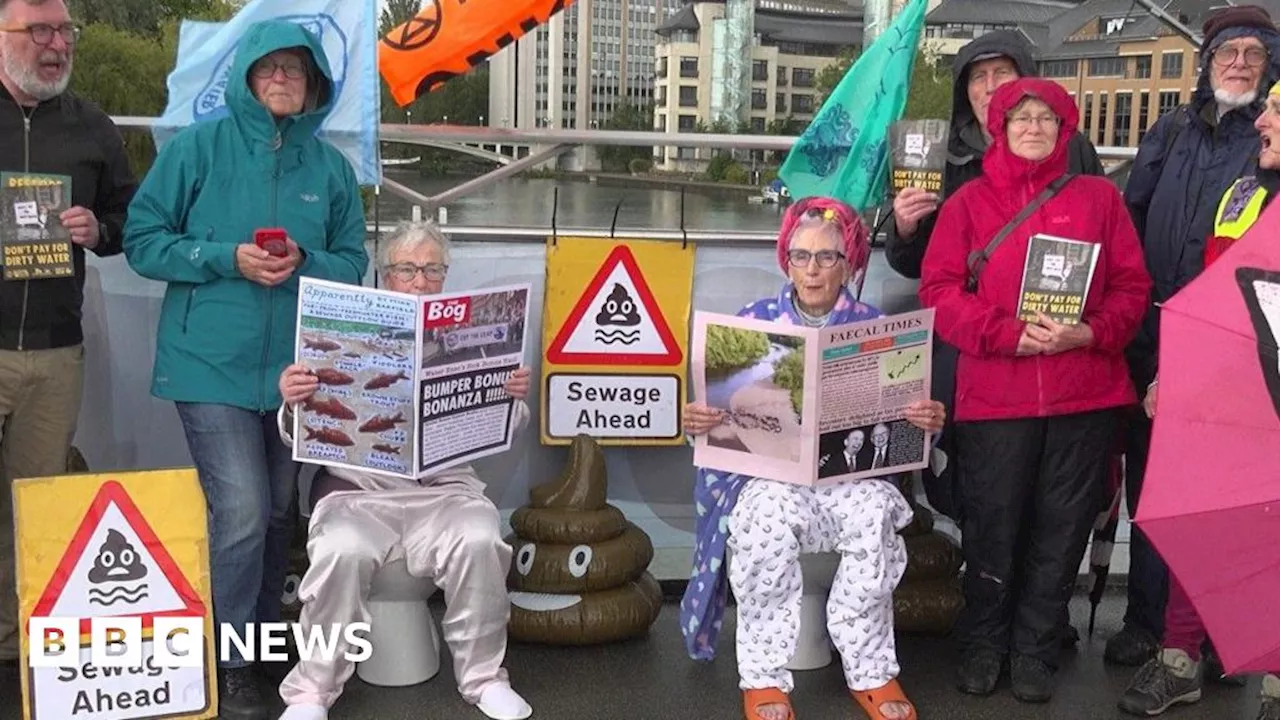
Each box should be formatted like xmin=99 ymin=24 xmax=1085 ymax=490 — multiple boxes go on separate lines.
xmin=218 ymin=665 xmax=271 ymax=720
xmin=1010 ymin=654 xmax=1053 ymax=703
xmin=956 ymin=648 xmax=1002 ymax=696
xmin=1258 ymin=675 xmax=1280 ymax=720
xmin=1060 ymin=623 xmax=1080 ymax=649
xmin=1106 ymin=624 xmax=1160 ymax=666
xmin=1117 ymin=649 xmax=1202 ymax=716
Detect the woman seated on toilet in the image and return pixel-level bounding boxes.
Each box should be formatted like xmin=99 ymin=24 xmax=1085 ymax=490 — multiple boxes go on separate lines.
xmin=679 ymin=197 xmax=946 ymax=720
xmin=274 ymin=220 xmax=534 ymax=720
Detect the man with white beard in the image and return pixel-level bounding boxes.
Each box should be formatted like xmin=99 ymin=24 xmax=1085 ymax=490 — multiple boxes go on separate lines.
xmin=1112 ymin=3 xmax=1280 ymax=674
xmin=0 ymin=0 xmax=136 ymax=684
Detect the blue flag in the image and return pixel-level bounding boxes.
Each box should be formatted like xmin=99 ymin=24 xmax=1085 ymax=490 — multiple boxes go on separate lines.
xmin=778 ymin=0 xmax=926 ymax=211
xmin=152 ymin=0 xmax=382 ymax=185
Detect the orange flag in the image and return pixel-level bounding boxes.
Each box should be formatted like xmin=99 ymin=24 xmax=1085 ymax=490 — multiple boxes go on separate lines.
xmin=379 ymin=0 xmax=577 ymax=107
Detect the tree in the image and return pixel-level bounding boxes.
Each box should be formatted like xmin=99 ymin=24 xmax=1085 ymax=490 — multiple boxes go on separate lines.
xmin=596 ymin=102 xmax=654 ymax=173
xmin=380 ymin=0 xmax=421 ymax=35
xmin=70 ymin=0 xmax=241 ymax=37
xmin=814 ymin=45 xmax=953 ymax=121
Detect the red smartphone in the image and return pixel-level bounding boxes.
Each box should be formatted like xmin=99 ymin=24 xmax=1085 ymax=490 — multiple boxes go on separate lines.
xmin=254 ymin=228 xmax=289 ymax=257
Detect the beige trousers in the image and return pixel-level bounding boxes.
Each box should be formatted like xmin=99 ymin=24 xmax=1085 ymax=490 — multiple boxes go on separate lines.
xmin=278 ymin=483 xmax=514 ymax=708
xmin=0 ymin=345 xmax=85 ymax=661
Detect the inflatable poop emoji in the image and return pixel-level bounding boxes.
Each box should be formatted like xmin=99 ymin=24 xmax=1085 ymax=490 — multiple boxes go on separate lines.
xmin=507 ymin=434 xmax=662 ymax=645
xmin=594 ymin=284 xmax=640 ymax=327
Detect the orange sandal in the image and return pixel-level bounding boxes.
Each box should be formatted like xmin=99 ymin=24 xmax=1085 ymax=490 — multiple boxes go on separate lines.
xmin=851 ymin=679 xmax=917 ymax=720
xmin=743 ymin=687 xmax=795 ymax=720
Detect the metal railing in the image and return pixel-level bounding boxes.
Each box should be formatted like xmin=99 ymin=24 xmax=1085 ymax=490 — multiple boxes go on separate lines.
xmin=110 ymin=116 xmax=1140 ymax=214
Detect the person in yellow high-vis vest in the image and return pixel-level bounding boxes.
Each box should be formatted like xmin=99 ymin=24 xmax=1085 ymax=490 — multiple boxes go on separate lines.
xmin=1118 ymin=79 xmax=1280 ymax=720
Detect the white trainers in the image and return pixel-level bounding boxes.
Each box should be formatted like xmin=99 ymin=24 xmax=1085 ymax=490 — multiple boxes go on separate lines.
xmin=476 ymin=681 xmax=533 ymax=720
xmin=279 ymin=703 xmax=327 ymax=720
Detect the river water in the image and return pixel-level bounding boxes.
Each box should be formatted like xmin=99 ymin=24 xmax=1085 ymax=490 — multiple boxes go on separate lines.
xmin=379 ymin=169 xmax=792 ymax=233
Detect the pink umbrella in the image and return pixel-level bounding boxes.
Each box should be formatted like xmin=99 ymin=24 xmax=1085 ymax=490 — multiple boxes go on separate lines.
xmin=1135 ymin=201 xmax=1280 ymax=675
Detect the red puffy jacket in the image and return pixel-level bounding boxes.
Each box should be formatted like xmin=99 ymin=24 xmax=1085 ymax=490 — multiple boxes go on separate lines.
xmin=919 ymin=78 xmax=1152 ymax=423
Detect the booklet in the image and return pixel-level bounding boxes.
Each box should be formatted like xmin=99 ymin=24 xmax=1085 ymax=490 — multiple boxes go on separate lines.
xmin=690 ymin=308 xmax=935 ymax=486
xmin=292 ymin=277 xmax=532 ymax=479
xmin=888 ymin=119 xmax=949 ymax=195
xmin=0 ymin=172 xmax=74 ymax=281
xmin=1016 ymin=234 xmax=1100 ymax=325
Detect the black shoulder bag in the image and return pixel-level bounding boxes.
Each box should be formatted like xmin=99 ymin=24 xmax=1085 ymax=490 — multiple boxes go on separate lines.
xmin=965 ymin=173 xmax=1076 ymax=293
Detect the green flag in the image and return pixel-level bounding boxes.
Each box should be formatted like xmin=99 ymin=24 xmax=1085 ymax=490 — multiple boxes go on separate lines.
xmin=778 ymin=0 xmax=927 ymax=212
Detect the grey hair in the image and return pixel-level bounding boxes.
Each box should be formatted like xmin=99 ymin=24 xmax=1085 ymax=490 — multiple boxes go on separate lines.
xmin=379 ymin=219 xmax=451 ymax=271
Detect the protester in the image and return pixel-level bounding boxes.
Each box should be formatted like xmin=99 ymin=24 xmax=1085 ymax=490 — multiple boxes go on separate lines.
xmin=275 ymin=220 xmax=532 ymax=720
xmin=1113 ymin=3 xmax=1280 ymax=669
xmin=0 ymin=0 xmax=136 ymax=669
xmin=882 ymin=33 xmax=1104 ymax=617
xmin=123 ymin=20 xmax=368 ymax=717
xmin=918 ymin=78 xmax=1151 ymax=703
xmin=1117 ymin=79 xmax=1280 ymax=720
xmin=680 ymin=197 xmax=946 ymax=720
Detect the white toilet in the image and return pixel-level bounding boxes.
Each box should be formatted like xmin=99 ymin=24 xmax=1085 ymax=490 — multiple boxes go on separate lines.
xmin=355 ymin=557 xmax=443 ymax=687
xmin=729 ymin=550 xmax=842 ymax=671
xmin=787 ymin=552 xmax=842 ymax=671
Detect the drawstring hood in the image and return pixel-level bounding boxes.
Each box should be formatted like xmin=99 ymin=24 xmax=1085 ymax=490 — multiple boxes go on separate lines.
xmin=981 ymin=78 xmax=1078 ymax=193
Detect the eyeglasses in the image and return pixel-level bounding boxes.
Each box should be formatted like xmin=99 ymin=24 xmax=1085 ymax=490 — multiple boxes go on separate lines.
xmin=251 ymin=59 xmax=306 ymax=79
xmin=0 ymin=23 xmax=80 ymax=45
xmin=1008 ymin=114 xmax=1060 ymax=128
xmin=1213 ymin=45 xmax=1269 ymax=68
xmin=386 ymin=262 xmax=447 ymax=282
xmin=787 ymin=249 xmax=845 ymax=268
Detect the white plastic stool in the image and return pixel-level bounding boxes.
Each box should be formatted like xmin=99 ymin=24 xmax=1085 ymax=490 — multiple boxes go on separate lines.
xmin=355 ymin=558 xmax=442 ymax=687
xmin=787 ymin=552 xmax=841 ymax=671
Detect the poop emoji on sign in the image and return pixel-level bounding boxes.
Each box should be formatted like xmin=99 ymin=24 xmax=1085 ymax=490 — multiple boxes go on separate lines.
xmin=87 ymin=529 xmax=150 ymax=607
xmin=506 ymin=434 xmax=662 ymax=645
xmin=595 ymin=284 xmax=640 ymax=327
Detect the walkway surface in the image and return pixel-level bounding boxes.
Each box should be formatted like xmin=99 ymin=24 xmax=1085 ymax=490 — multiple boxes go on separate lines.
xmin=1 ymin=590 xmax=1267 ymax=719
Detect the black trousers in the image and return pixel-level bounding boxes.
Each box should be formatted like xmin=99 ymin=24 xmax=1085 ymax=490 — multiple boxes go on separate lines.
xmin=1119 ymin=395 xmax=1170 ymax=639
xmin=954 ymin=409 xmax=1117 ymax=667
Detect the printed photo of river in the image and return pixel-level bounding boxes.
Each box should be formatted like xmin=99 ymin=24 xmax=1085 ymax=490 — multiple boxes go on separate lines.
xmin=703 ymin=324 xmax=806 ymax=463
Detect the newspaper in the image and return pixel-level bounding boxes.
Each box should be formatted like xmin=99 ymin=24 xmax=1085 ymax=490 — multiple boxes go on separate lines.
xmin=889 ymin=119 xmax=949 ymax=195
xmin=690 ymin=308 xmax=934 ymax=486
xmin=1017 ymin=233 xmax=1100 ymax=325
xmin=0 ymin=172 xmax=74 ymax=280
xmin=292 ymin=277 xmax=531 ymax=479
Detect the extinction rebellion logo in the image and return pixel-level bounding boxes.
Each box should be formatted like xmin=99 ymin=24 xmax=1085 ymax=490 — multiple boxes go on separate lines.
xmin=193 ymin=14 xmax=351 ymax=120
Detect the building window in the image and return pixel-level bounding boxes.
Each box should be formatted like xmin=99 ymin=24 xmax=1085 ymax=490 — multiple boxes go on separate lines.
xmin=656 ymin=57 xmax=668 ymax=79
xmin=680 ymin=56 xmax=698 ymax=78
xmin=1158 ymin=90 xmax=1181 ymax=115
xmin=1113 ymin=92 xmax=1132 ymax=147
xmin=679 ymin=86 xmax=697 ymax=107
xmin=751 ymin=89 xmax=767 ymax=110
xmin=792 ymin=93 xmax=814 ymax=113
xmin=1135 ymin=55 xmax=1152 ymax=79
xmin=1083 ymin=92 xmax=1093 ymax=139
xmin=1138 ymin=91 xmax=1150 ymax=142
xmin=1161 ymin=52 xmax=1183 ymax=79
xmin=776 ymin=93 xmax=786 ymax=112
xmin=656 ymin=114 xmax=667 ymax=131
xmin=777 ymin=66 xmax=788 ymax=86
xmin=753 ymin=60 xmax=769 ymax=82
xmin=792 ymin=68 xmax=814 ymax=88
xmin=677 ymin=114 xmax=696 ymax=131
xmin=750 ymin=117 xmax=766 ymax=133
xmin=1097 ymin=92 xmax=1108 ymax=146
xmin=1088 ymin=57 xmax=1126 ymax=77
xmin=1040 ymin=59 xmax=1078 ymax=78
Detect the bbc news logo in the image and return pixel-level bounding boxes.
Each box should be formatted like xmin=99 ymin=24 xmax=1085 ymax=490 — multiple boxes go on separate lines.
xmin=28 ymin=618 xmax=372 ymax=667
